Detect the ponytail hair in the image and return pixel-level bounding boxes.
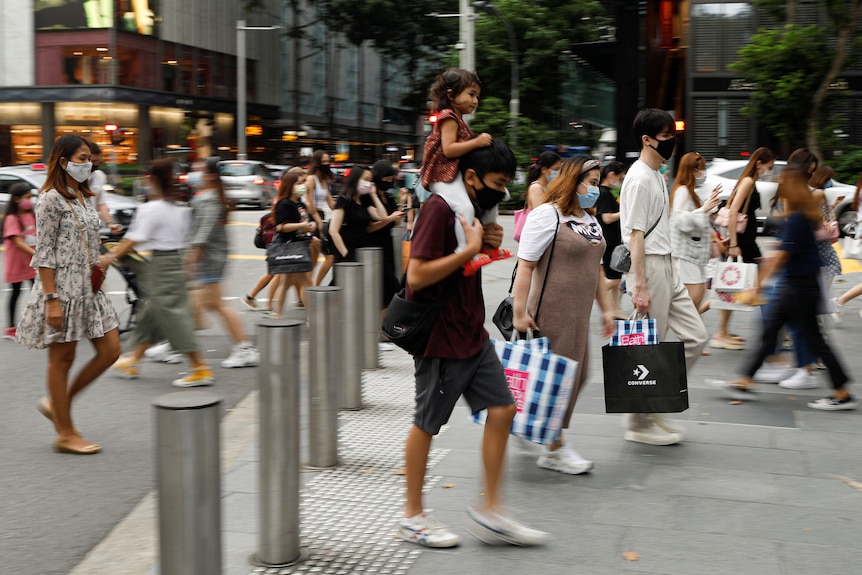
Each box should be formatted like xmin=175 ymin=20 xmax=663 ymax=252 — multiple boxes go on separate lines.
xmin=527 ymin=151 xmax=561 ymax=183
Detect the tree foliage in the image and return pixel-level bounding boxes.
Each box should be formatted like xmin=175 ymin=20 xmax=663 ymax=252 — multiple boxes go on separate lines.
xmin=729 ymin=25 xmax=828 ymax=152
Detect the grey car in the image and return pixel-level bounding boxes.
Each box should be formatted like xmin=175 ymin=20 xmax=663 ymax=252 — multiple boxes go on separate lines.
xmin=218 ymin=160 xmax=278 ymax=209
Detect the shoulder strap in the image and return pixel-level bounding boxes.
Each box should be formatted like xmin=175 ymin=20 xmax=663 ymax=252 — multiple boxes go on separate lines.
xmin=644 ymin=203 xmax=664 ymax=239
xmin=534 ymin=209 xmax=560 ymax=319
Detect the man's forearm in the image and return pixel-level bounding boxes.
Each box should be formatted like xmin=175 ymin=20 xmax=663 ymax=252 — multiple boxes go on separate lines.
xmin=629 ymin=230 xmax=646 ymax=288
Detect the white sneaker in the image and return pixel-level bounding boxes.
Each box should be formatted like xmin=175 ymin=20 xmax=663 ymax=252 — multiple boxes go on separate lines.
xmin=466 ymin=507 xmax=550 ymax=546
xmin=711 ymin=379 xmax=759 ymax=401
xmin=144 ymin=341 xmax=173 ymax=362
xmin=536 ymin=444 xmax=593 ymax=475
xmin=398 ymin=512 xmax=461 ymax=548
xmin=650 ymin=414 xmax=684 ymax=437
xmin=753 ymin=362 xmax=796 ymax=383
xmin=779 ymin=368 xmax=819 ymax=389
xmin=378 ymin=342 xmax=396 ymax=352
xmin=221 ymin=345 xmax=260 ymax=369
xmin=831 ymin=297 xmax=844 ymax=324
xmin=624 ymin=423 xmax=682 ymax=446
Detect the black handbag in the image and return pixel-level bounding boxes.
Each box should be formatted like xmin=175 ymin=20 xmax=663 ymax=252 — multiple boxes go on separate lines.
xmin=382 ymin=276 xmax=459 ymax=356
xmin=493 ymin=211 xmax=559 ymax=340
xmin=601 ymin=342 xmax=689 ymax=413
xmin=266 ymin=238 xmax=313 ymax=274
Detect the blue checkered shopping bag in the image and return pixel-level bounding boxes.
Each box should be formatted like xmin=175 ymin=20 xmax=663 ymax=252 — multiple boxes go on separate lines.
xmin=472 ymin=338 xmax=578 ymax=445
xmin=609 ymin=317 xmax=659 ymax=347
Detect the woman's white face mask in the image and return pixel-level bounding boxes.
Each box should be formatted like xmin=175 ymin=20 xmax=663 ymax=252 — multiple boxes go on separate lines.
xmin=63 ymin=160 xmax=93 ymax=183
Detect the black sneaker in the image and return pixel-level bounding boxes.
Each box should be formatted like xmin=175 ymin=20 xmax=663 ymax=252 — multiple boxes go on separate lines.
xmin=808 ymin=395 xmax=857 ymax=411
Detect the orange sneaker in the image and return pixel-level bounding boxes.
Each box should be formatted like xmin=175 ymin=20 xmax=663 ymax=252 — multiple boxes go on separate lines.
xmin=172 ymin=364 xmax=215 ymax=388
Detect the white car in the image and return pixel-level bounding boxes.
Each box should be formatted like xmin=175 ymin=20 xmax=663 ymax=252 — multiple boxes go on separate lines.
xmin=700 ymin=159 xmax=857 ymax=236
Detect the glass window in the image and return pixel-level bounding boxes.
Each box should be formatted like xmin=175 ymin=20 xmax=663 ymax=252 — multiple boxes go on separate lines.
xmin=219 ymin=162 xmax=255 ymax=177
xmin=691 ymin=3 xmax=752 ymax=73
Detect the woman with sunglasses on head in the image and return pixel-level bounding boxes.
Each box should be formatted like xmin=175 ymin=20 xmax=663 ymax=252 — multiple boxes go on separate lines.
xmin=16 ymin=133 xmax=121 ymax=454
xmin=513 ymin=156 xmax=615 ymax=475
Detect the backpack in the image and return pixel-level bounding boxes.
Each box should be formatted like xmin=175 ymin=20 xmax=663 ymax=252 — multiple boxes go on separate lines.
xmin=254 ymin=213 xmax=277 ymax=249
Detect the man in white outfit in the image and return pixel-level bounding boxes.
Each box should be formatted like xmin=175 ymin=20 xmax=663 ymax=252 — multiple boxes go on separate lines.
xmin=618 ymin=108 xmax=708 ymax=445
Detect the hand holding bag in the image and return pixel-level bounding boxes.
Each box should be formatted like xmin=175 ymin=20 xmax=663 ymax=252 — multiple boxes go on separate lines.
xmin=815 ymin=220 xmax=839 ymax=242
xmin=712 ymin=257 xmax=757 ymax=293
xmin=472 ymin=337 xmax=578 ymax=445
xmin=266 ymin=238 xmax=313 ymax=274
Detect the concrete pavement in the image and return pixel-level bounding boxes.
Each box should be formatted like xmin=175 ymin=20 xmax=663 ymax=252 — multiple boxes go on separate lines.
xmin=66 ymin=218 xmax=862 ymax=575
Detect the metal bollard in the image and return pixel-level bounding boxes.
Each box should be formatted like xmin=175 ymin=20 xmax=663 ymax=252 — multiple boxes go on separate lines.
xmin=306 ymin=286 xmax=341 ymax=468
xmin=153 ymin=391 xmax=223 ymax=575
xmin=357 ymin=246 xmax=383 ymax=370
xmin=335 ymin=262 xmax=364 ymax=409
xmin=253 ymin=318 xmax=304 ymax=567
xmin=391 ymin=226 xmax=403 ymax=281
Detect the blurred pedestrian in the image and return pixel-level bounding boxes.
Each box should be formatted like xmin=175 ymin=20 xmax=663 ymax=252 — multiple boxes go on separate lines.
xmin=105 ymin=159 xmax=214 ymax=387
xmin=271 ymin=170 xmax=318 ymax=318
xmin=86 ymin=140 xmax=122 ymax=235
xmin=715 ymin=165 xmax=853 ymax=409
xmin=305 ymin=151 xmax=336 ymax=286
xmin=619 ymin=109 xmax=708 ymax=445
xmin=185 ymin=159 xmax=259 ymax=368
xmin=595 ymin=161 xmax=626 ymax=318
xmin=3 ymin=183 xmax=37 ymax=340
xmin=16 ymin=133 xmax=121 ymax=454
xmin=712 ymin=147 xmax=775 ymax=350
xmin=516 ymin=151 xmax=562 ymax=242
xmin=833 ymin=172 xmax=862 ymax=319
xmin=513 ymin=156 xmax=615 ymax=474
xmin=370 ymin=160 xmax=404 ymax=350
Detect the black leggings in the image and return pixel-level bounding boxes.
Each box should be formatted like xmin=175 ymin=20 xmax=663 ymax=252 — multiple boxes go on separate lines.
xmin=7 ymin=280 xmax=31 ymax=328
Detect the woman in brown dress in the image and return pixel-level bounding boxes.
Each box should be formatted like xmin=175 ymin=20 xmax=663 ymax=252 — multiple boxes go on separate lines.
xmin=512 ymin=156 xmax=615 ymax=475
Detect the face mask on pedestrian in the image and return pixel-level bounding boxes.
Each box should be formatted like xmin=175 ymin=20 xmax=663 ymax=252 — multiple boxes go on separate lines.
xmin=63 ymin=160 xmax=93 ymax=183
xmin=19 ymin=198 xmax=33 ymax=211
xmin=824 ymin=179 xmax=834 ymax=189
xmin=695 ymin=171 xmax=707 ymax=187
xmin=546 ymin=169 xmax=559 ymax=183
xmin=293 ymin=183 xmax=307 ymax=199
xmin=647 ymin=135 xmax=676 ymax=161
xmin=357 ymin=180 xmax=373 ymax=195
xmin=577 ymin=181 xmax=600 ymax=208
xmin=474 ymin=178 xmax=507 ymax=211
xmin=659 ymin=164 xmax=669 ymax=175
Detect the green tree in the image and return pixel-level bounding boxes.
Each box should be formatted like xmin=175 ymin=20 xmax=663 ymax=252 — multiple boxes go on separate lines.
xmin=733 ymin=0 xmax=862 ymax=158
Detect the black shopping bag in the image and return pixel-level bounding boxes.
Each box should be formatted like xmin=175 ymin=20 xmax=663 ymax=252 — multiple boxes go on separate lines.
xmin=602 ymin=342 xmax=689 ymax=413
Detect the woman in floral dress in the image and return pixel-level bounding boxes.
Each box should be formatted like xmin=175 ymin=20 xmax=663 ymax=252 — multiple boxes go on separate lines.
xmin=17 ymin=134 xmax=121 ymax=455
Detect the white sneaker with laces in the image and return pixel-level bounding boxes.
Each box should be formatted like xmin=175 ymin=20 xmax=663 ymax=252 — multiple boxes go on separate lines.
xmin=624 ymin=423 xmax=682 ymax=446
xmin=536 ymin=444 xmax=593 ymax=474
xmin=397 ymin=512 xmax=461 ymax=548
xmin=778 ymin=368 xmax=819 ymax=389
xmin=466 ymin=507 xmax=550 ymax=546
xmin=650 ymin=413 xmax=684 ymax=436
xmin=221 ymin=345 xmax=260 ymax=369
xmin=753 ymin=362 xmax=795 ymax=383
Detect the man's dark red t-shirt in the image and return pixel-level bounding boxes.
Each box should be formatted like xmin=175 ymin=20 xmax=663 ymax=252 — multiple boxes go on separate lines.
xmin=406 ymin=194 xmax=487 ymax=359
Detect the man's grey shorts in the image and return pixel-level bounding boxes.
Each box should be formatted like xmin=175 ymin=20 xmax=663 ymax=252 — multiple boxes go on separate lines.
xmin=413 ymin=339 xmax=515 ymax=435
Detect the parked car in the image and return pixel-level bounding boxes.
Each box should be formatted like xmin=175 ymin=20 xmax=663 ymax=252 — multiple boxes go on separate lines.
xmin=217 ymin=160 xmax=278 ymax=208
xmin=0 ymin=164 xmax=137 ymax=234
xmin=700 ymin=159 xmax=857 ymax=236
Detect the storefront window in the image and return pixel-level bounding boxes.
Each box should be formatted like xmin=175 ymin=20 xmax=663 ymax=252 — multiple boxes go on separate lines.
xmin=61 ymin=46 xmax=112 ymax=84
xmin=0 ymin=103 xmax=44 ymax=165
xmin=54 ymin=103 xmax=139 ymax=164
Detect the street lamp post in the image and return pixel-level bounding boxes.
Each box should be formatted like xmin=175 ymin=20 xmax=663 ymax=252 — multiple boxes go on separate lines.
xmin=237 ymin=20 xmax=281 ymax=161
xmin=473 ymin=2 xmax=519 ymax=148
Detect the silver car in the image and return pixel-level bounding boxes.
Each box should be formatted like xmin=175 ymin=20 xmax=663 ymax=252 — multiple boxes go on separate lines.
xmin=218 ymin=160 xmax=278 ymax=209
xmin=700 ymin=159 xmax=857 ymax=236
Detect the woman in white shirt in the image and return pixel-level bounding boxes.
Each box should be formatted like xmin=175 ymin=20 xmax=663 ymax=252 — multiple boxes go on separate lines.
xmin=102 ymin=159 xmax=214 ymax=388
xmin=669 ymin=152 xmax=721 ymax=314
xmin=512 ymin=156 xmax=615 ymax=476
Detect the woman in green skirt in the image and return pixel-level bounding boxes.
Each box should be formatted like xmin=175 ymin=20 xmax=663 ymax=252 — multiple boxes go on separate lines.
xmin=101 ymin=159 xmax=214 ymax=387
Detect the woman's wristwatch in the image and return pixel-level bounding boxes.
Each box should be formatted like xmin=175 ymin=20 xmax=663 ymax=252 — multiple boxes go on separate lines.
xmin=44 ymin=293 xmax=59 ymax=301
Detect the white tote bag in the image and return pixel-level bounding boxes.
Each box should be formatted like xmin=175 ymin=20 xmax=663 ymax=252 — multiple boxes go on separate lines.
xmin=712 ymin=258 xmax=757 ymax=293
xmin=842 ymin=236 xmax=862 ymax=260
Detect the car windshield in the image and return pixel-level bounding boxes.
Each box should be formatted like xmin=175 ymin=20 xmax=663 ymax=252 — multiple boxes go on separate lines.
xmin=220 ymin=163 xmax=255 ymax=177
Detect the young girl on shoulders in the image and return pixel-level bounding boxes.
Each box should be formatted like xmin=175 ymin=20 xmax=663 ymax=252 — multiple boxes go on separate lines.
xmin=422 ymin=68 xmax=511 ymax=275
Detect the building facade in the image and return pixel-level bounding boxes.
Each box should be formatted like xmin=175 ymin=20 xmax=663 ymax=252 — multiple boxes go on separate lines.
xmin=0 ymin=0 xmax=422 ymax=168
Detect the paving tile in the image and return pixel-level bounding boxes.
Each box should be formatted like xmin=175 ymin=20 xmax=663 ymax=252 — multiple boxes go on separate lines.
xmin=223 ymin=460 xmax=258 ymax=494
xmin=619 ymin=441 xmax=807 ymax=476
xmin=622 ymin=529 xmax=782 ymax=575
xmin=773 ymin=427 xmax=862 ymax=455
xmin=770 ymin=473 xmax=862 ymax=511
xmin=794 ymin=409 xmax=862 ymax=434
xmin=222 ymin=492 xmax=259 ymax=535
xmin=777 ymin=540 xmax=860 ymax=575
xmin=667 ymin=496 xmax=862 ymax=548
xmin=591 ymin=490 xmax=676 ymax=529
xmin=805 ymin=449 xmax=862 ymax=479
xmin=643 ymin=464 xmax=780 ymax=504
